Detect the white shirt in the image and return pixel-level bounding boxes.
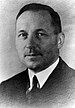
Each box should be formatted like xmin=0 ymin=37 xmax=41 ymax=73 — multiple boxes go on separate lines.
xmin=28 ymin=58 xmax=59 ymax=91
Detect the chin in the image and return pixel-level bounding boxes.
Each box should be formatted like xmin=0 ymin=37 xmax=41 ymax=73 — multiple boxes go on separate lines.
xmin=24 ymin=61 xmax=39 ymax=70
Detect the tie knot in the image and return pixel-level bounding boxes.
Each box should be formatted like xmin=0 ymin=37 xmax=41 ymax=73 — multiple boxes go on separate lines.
xmin=33 ymin=75 xmax=39 ymax=88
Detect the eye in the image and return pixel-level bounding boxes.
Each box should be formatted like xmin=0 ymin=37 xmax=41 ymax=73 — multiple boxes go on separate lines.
xmin=18 ymin=32 xmax=28 ymax=39
xmin=38 ymin=33 xmax=44 ymax=36
xmin=36 ymin=32 xmax=48 ymax=37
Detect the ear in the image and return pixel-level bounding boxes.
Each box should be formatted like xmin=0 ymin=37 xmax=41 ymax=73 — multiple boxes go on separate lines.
xmin=57 ymin=32 xmax=65 ymax=49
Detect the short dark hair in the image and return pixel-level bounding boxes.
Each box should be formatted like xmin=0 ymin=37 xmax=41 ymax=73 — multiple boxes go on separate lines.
xmin=16 ymin=3 xmax=62 ymax=34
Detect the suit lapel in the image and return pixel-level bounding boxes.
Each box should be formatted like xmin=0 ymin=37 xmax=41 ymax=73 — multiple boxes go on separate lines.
xmin=40 ymin=57 xmax=67 ymax=93
xmin=19 ymin=68 xmax=30 ymax=91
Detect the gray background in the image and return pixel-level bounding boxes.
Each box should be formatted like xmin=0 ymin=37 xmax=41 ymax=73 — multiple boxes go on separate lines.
xmin=0 ymin=0 xmax=75 ymax=82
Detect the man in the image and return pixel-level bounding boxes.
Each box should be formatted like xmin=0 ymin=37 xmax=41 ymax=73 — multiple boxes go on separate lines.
xmin=0 ymin=3 xmax=75 ymax=107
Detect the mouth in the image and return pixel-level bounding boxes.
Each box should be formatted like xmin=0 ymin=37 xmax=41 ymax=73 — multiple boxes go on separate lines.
xmin=26 ymin=54 xmax=40 ymax=56
xmin=24 ymin=53 xmax=42 ymax=57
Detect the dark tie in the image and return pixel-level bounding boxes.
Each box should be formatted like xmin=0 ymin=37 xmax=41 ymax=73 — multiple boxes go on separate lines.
xmin=26 ymin=75 xmax=40 ymax=104
xmin=32 ymin=75 xmax=40 ymax=90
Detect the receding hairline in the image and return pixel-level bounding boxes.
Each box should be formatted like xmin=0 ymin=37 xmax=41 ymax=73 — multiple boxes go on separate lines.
xmin=16 ymin=9 xmax=53 ymax=22
xmin=16 ymin=3 xmax=62 ymax=34
xmin=16 ymin=3 xmax=55 ymax=20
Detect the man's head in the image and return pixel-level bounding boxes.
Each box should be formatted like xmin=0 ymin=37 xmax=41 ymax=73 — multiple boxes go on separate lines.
xmin=15 ymin=3 xmax=65 ymax=73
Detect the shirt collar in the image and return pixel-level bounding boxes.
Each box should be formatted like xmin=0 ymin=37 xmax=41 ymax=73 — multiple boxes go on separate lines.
xmin=28 ymin=58 xmax=59 ymax=89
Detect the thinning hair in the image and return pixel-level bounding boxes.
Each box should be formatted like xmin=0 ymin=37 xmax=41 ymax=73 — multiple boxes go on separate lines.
xmin=16 ymin=3 xmax=62 ymax=34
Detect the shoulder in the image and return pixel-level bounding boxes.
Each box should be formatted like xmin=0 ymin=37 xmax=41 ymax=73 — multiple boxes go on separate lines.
xmin=57 ymin=57 xmax=75 ymax=91
xmin=50 ymin=57 xmax=75 ymax=105
xmin=53 ymin=57 xmax=75 ymax=88
xmin=57 ymin=57 xmax=75 ymax=73
xmin=0 ymin=69 xmax=29 ymax=104
xmin=0 ymin=69 xmax=28 ymax=92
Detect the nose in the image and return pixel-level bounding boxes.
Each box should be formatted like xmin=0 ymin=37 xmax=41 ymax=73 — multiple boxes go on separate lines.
xmin=26 ymin=33 xmax=37 ymax=49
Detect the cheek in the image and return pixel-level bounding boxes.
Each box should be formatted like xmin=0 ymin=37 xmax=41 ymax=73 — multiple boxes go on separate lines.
xmin=16 ymin=40 xmax=25 ymax=55
xmin=16 ymin=38 xmax=24 ymax=49
xmin=41 ymin=41 xmax=58 ymax=56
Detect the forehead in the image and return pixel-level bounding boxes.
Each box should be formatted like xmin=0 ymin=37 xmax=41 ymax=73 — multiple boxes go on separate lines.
xmin=16 ymin=10 xmax=53 ymax=28
xmin=16 ymin=10 xmax=55 ymax=34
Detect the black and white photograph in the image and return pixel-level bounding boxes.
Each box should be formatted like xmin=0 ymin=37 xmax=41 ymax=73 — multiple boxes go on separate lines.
xmin=0 ymin=0 xmax=75 ymax=108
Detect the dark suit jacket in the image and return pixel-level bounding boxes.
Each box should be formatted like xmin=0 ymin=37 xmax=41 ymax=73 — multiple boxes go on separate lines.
xmin=0 ymin=57 xmax=75 ymax=107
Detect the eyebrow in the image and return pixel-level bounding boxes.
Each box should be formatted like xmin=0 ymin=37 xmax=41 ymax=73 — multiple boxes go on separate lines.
xmin=18 ymin=30 xmax=26 ymax=33
xmin=36 ymin=29 xmax=47 ymax=33
xmin=18 ymin=30 xmax=28 ymax=37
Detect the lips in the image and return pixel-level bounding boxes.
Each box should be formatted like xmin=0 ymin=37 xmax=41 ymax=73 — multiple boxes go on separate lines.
xmin=24 ymin=52 xmax=42 ymax=57
xmin=25 ymin=53 xmax=41 ymax=56
xmin=24 ymin=48 xmax=43 ymax=57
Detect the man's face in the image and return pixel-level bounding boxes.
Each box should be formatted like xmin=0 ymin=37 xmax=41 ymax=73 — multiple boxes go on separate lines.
xmin=16 ymin=10 xmax=59 ymax=72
